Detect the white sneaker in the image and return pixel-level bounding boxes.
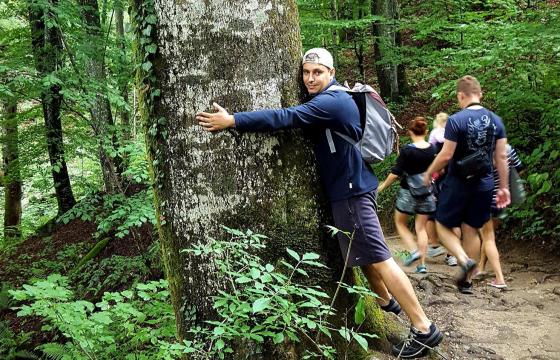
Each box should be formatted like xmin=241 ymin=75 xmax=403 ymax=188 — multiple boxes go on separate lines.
xmin=446 ymin=255 xmax=458 ymax=267
xmin=427 ymin=246 xmax=446 ymax=258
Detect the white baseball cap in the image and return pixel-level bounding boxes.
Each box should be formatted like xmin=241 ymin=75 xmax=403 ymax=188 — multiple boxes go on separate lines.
xmin=302 ymin=48 xmax=334 ymax=69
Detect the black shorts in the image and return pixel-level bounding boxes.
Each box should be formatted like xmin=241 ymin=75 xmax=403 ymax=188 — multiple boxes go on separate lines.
xmin=436 ymin=179 xmax=493 ymax=229
xmin=330 ymin=190 xmax=391 ymax=267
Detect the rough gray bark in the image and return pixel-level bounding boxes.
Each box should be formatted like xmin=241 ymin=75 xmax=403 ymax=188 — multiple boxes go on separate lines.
xmin=1 ymin=100 xmax=22 ymax=240
xmin=28 ymin=0 xmax=76 ymax=214
xmin=78 ymin=0 xmax=124 ymax=194
xmin=371 ymin=0 xmax=409 ymax=101
xmin=135 ymin=0 xmax=386 ymax=356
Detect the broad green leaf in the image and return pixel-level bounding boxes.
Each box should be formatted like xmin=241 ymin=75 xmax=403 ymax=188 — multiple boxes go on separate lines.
xmin=214 ymin=339 xmax=225 ymax=350
xmin=273 ymin=332 xmax=285 ymax=344
xmin=252 ymin=298 xmax=270 ymax=313
xmin=354 ymin=296 xmax=366 ymax=325
xmin=302 ymin=252 xmax=320 ymax=261
xmin=286 ymin=248 xmax=300 ymax=261
xmin=352 ymin=332 xmax=369 ymax=351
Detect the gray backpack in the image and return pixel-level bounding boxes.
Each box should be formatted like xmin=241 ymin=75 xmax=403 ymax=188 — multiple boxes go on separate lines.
xmin=326 ymin=83 xmax=400 ymax=164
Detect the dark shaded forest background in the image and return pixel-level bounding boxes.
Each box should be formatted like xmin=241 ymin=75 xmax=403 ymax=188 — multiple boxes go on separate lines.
xmin=0 ymin=0 xmax=558 ymax=358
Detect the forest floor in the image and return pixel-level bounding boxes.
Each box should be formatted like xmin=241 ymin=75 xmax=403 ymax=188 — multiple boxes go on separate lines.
xmin=378 ymin=235 xmax=560 ymax=360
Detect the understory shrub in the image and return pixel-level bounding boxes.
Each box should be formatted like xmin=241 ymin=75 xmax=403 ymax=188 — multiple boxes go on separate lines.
xmin=10 ymin=228 xmax=379 ymax=359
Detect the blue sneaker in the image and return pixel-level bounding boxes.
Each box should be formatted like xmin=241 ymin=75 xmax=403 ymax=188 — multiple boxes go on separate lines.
xmin=392 ymin=323 xmax=444 ymax=358
xmin=403 ymin=250 xmax=420 ymax=266
xmin=380 ymin=297 xmax=402 ymax=315
xmin=415 ymin=265 xmax=427 ymax=274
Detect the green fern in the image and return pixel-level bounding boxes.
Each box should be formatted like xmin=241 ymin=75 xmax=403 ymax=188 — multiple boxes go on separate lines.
xmin=39 ymin=342 xmax=77 ymax=360
xmin=0 ymin=321 xmax=37 ymax=360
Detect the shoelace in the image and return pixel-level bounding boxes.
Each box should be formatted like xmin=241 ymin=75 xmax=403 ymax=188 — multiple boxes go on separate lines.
xmin=396 ymin=332 xmax=450 ymax=360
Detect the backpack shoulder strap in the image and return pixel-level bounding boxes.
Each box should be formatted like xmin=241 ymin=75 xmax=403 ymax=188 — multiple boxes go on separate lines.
xmin=334 ymin=131 xmax=357 ymax=146
xmin=326 ymin=84 xmax=351 ymax=92
xmin=325 ymin=129 xmax=358 ymax=153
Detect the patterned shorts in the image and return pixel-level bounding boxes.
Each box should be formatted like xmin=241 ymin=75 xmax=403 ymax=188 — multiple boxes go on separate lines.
xmin=395 ymin=188 xmax=436 ymax=215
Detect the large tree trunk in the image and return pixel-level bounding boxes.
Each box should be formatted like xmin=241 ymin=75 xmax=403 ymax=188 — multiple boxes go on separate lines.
xmin=371 ymin=0 xmax=409 ymax=101
xmin=2 ymin=100 xmax=22 ymax=240
xmin=134 ymin=0 xmax=396 ymax=357
xmin=78 ymin=0 xmax=124 ymax=194
xmin=28 ymin=0 xmax=76 ymax=214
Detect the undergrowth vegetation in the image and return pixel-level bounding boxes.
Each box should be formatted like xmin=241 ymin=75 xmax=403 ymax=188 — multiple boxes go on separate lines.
xmin=7 ymin=229 xmax=377 ymax=360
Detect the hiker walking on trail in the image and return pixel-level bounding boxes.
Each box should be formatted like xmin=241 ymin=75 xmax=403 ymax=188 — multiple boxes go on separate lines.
xmin=197 ymin=47 xmax=443 ymax=358
xmin=423 ymin=75 xmax=510 ymax=294
xmin=477 ymin=143 xmax=524 ymax=289
xmin=378 ymin=117 xmax=437 ymax=274
xmin=426 ymin=112 xmax=458 ymax=267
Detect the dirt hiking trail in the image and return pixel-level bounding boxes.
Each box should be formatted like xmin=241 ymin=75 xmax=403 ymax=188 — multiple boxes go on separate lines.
xmin=379 ymin=235 xmax=560 ymax=360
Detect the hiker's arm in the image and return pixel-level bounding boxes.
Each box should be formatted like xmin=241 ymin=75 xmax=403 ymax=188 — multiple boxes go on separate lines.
xmin=424 ymin=140 xmax=456 ymax=186
xmin=379 ymin=149 xmax=406 ymax=193
xmin=233 ymin=94 xmax=338 ymax=132
xmin=494 ymin=138 xmax=511 ymax=208
xmin=378 ymin=173 xmax=399 ymax=193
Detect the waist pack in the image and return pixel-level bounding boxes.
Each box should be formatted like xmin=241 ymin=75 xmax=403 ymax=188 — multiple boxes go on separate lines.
xmin=455 ymin=149 xmax=491 ymax=180
xmin=326 ymin=83 xmax=401 ymax=164
xmin=406 ymin=173 xmax=433 ymax=198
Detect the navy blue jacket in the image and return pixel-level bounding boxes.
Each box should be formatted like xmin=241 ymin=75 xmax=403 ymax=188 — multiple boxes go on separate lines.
xmin=234 ymin=79 xmax=378 ymax=202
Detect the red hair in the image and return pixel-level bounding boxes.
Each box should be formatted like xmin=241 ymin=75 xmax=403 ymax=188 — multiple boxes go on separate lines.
xmin=408 ymin=117 xmax=428 ymax=136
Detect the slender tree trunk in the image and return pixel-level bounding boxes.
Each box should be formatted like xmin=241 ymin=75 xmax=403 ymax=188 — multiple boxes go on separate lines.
xmin=2 ymin=100 xmax=22 ymax=240
xmin=78 ymin=0 xmax=124 ymax=194
xmin=330 ymin=0 xmax=340 ymax=65
xmin=395 ymin=29 xmax=411 ymax=96
xmin=114 ymin=0 xmax=130 ymax=134
xmin=133 ymin=0 xmax=396 ymax=357
xmin=28 ymin=0 xmax=76 ymax=214
xmin=371 ymin=0 xmax=409 ymax=101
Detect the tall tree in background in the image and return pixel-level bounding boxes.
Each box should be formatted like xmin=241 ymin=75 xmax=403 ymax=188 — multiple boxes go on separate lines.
xmin=1 ymin=100 xmax=22 ymax=240
xmin=371 ymin=0 xmax=409 ymax=101
xmin=114 ymin=0 xmax=130 ymax=137
xmin=78 ymin=0 xmax=124 ymax=194
xmin=28 ymin=0 xmax=76 ymax=214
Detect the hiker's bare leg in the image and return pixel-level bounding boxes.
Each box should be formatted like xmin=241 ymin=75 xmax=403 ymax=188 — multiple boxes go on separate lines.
xmin=436 ymin=221 xmax=469 ymax=265
xmin=415 ymin=214 xmax=429 ymax=266
xmin=395 ymin=210 xmax=416 ymax=252
xmin=427 ymin=220 xmax=439 ymax=247
xmin=480 ymin=220 xmax=506 ymax=284
xmin=479 ymin=236 xmax=488 ymax=271
xmin=368 ymin=259 xmax=431 ymax=332
xmin=361 ymin=265 xmax=392 ymax=306
xmin=461 ymin=223 xmax=482 ymax=281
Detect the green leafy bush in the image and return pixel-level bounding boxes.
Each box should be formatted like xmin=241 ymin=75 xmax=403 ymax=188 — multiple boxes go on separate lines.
xmin=70 ymin=253 xmax=156 ymax=298
xmin=10 ymin=229 xmax=378 ymax=359
xmin=58 ymin=189 xmax=156 ymax=239
xmin=10 ymin=275 xmax=179 ymax=360
xmin=179 ymin=226 xmax=378 ymax=359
